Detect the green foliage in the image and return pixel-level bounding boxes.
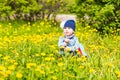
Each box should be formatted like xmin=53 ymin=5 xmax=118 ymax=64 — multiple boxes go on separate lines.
xmin=68 ymin=0 xmax=120 ymax=34
xmin=0 ymin=0 xmax=120 ymax=34
xmin=0 ymin=0 xmax=66 ymax=21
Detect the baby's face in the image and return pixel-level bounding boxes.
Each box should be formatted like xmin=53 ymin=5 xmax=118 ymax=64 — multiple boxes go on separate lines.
xmin=63 ymin=27 xmax=74 ymax=36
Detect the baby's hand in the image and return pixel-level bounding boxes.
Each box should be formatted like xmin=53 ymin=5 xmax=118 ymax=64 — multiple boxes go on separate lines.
xmin=64 ymin=38 xmax=69 ymax=43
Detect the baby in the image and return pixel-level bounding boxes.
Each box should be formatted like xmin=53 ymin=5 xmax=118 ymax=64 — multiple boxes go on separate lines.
xmin=58 ymin=20 xmax=87 ymax=57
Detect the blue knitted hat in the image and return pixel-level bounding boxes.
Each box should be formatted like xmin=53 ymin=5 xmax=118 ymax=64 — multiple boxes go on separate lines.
xmin=64 ymin=20 xmax=76 ymax=31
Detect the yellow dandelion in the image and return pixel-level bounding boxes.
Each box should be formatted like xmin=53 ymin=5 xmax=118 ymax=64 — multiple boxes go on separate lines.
xmin=35 ymin=66 xmax=41 ymax=72
xmin=49 ymin=54 xmax=54 ymax=57
xmin=77 ymin=58 xmax=82 ymax=62
xmin=26 ymin=63 xmax=36 ymax=69
xmin=40 ymin=21 xmax=44 ymax=26
xmin=41 ymin=64 xmax=45 ymax=67
xmin=89 ymin=68 xmax=95 ymax=73
xmin=58 ymin=62 xmax=63 ymax=67
xmin=0 ymin=71 xmax=7 ymax=78
xmin=0 ymin=78 xmax=4 ymax=80
xmin=40 ymin=70 xmax=45 ymax=75
xmin=55 ymin=50 xmax=59 ymax=53
xmin=3 ymin=55 xmax=10 ymax=60
xmin=16 ymin=72 xmax=22 ymax=78
xmin=5 ymin=70 xmax=12 ymax=75
xmin=41 ymin=53 xmax=46 ymax=56
xmin=14 ymin=62 xmax=18 ymax=65
xmin=27 ymin=27 xmax=30 ymax=31
xmin=8 ymin=59 xmax=16 ymax=64
xmin=8 ymin=65 xmax=15 ymax=71
xmin=52 ymin=76 xmax=57 ymax=80
xmin=35 ymin=53 xmax=40 ymax=57
xmin=115 ymin=71 xmax=120 ymax=78
xmin=81 ymin=56 xmax=87 ymax=62
xmin=0 ymin=65 xmax=5 ymax=71
xmin=106 ymin=62 xmax=113 ymax=67
xmin=0 ymin=54 xmax=2 ymax=57
xmin=50 ymin=57 xmax=55 ymax=61
xmin=45 ymin=57 xmax=51 ymax=61
xmin=79 ymin=65 xmax=84 ymax=69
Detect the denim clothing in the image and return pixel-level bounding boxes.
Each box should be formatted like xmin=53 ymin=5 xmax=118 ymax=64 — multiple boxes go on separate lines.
xmin=58 ymin=35 xmax=87 ymax=56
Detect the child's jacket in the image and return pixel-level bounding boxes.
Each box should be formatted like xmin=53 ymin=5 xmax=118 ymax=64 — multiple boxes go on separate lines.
xmin=58 ymin=35 xmax=87 ymax=56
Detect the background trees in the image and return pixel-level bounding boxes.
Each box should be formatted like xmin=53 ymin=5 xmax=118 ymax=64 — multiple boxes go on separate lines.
xmin=0 ymin=0 xmax=120 ymax=34
xmin=69 ymin=0 xmax=120 ymax=34
xmin=0 ymin=0 xmax=66 ymax=21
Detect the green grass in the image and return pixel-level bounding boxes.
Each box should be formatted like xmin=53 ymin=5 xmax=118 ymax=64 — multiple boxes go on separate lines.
xmin=0 ymin=20 xmax=119 ymax=80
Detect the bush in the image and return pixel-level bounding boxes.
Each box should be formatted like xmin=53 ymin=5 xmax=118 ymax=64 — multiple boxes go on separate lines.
xmin=68 ymin=0 xmax=120 ymax=34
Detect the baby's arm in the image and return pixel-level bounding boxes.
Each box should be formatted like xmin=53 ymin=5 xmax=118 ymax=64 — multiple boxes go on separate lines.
xmin=58 ymin=36 xmax=67 ymax=48
xmin=66 ymin=37 xmax=80 ymax=51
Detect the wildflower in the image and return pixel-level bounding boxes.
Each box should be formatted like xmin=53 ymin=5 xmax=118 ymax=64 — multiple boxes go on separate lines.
xmin=115 ymin=71 xmax=120 ymax=78
xmin=16 ymin=72 xmax=22 ymax=78
xmin=0 ymin=71 xmax=7 ymax=78
xmin=58 ymin=62 xmax=63 ymax=67
xmin=106 ymin=62 xmax=113 ymax=67
xmin=55 ymin=50 xmax=59 ymax=53
xmin=0 ymin=54 xmax=2 ymax=57
xmin=8 ymin=65 xmax=15 ymax=71
xmin=35 ymin=53 xmax=40 ymax=57
xmin=86 ymin=25 xmax=90 ymax=28
xmin=0 ymin=65 xmax=5 ymax=71
xmin=6 ymin=70 xmax=12 ymax=75
xmin=3 ymin=55 xmax=10 ymax=60
xmin=40 ymin=21 xmax=45 ymax=27
xmin=52 ymin=76 xmax=57 ymax=80
xmin=14 ymin=62 xmax=18 ymax=65
xmin=79 ymin=65 xmax=84 ymax=69
xmin=45 ymin=57 xmax=51 ymax=61
xmin=77 ymin=57 xmax=82 ymax=62
xmin=50 ymin=57 xmax=55 ymax=61
xmin=26 ymin=63 xmax=36 ymax=69
xmin=8 ymin=59 xmax=16 ymax=64
xmin=41 ymin=53 xmax=46 ymax=56
xmin=89 ymin=68 xmax=95 ymax=73
xmin=41 ymin=64 xmax=45 ymax=67
xmin=81 ymin=56 xmax=87 ymax=62
xmin=27 ymin=27 xmax=30 ymax=31
xmin=35 ymin=66 xmax=41 ymax=72
xmin=40 ymin=70 xmax=45 ymax=75
xmin=49 ymin=54 xmax=54 ymax=57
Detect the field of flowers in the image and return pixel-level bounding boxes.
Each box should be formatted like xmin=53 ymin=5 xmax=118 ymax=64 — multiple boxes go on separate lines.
xmin=0 ymin=20 xmax=120 ymax=80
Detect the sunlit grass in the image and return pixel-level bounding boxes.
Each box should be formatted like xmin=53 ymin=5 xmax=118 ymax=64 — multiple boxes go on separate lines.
xmin=0 ymin=20 xmax=119 ymax=80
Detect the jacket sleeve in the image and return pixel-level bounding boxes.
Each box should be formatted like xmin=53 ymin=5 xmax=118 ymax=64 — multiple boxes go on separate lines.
xmin=73 ymin=37 xmax=87 ymax=56
xmin=58 ymin=36 xmax=66 ymax=47
xmin=68 ymin=37 xmax=80 ymax=51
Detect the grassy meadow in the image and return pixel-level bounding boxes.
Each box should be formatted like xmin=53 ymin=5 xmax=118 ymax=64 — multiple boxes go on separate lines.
xmin=0 ymin=20 xmax=120 ymax=80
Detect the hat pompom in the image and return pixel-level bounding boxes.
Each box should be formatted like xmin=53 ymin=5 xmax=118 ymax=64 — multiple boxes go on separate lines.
xmin=60 ymin=20 xmax=66 ymax=29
